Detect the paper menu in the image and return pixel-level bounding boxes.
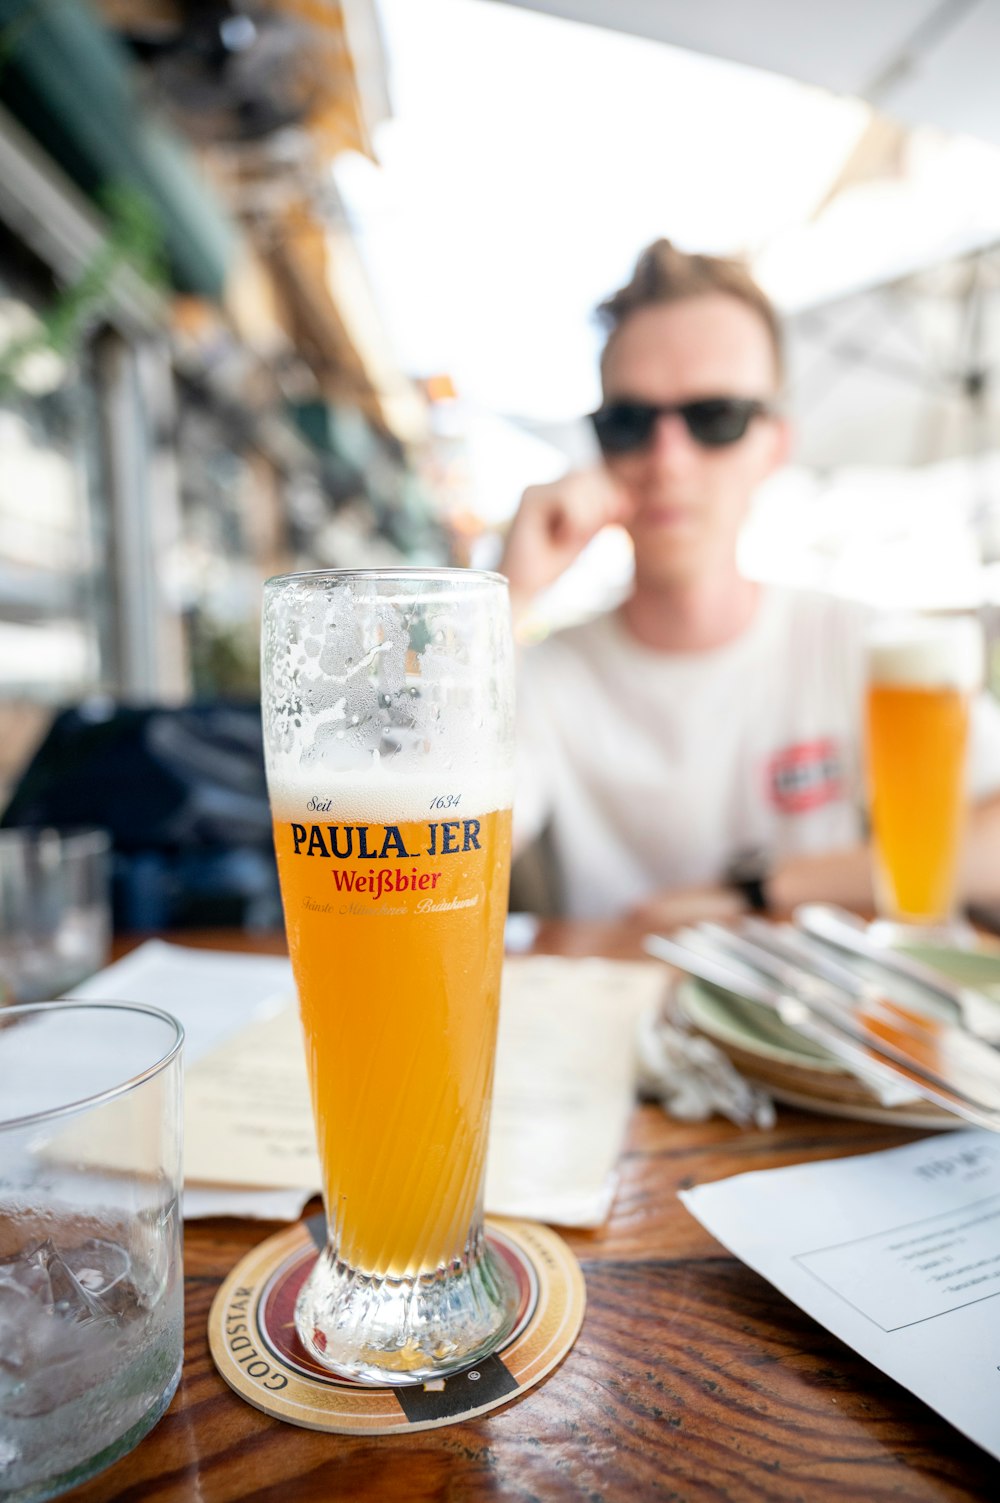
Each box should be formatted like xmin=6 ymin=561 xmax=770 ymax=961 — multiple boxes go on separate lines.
xmin=182 ymin=953 xmax=664 ymax=1227
xmin=69 ymin=939 xmax=295 ymax=1063
xmin=183 ymin=1007 xmax=319 ymax=1189
xmin=486 ymin=956 xmax=662 ymax=1226
xmin=681 ymin=1130 xmax=1000 ymax=1461
xmin=68 ymin=941 xmax=311 ymax=1221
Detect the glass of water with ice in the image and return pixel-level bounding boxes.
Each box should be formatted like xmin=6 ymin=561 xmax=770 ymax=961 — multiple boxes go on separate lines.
xmin=0 ymin=1001 xmax=183 ymax=1500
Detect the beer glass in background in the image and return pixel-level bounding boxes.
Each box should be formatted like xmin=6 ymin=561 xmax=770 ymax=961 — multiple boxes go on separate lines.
xmin=261 ymin=569 xmax=518 ymax=1385
xmin=865 ymin=614 xmax=983 ymax=929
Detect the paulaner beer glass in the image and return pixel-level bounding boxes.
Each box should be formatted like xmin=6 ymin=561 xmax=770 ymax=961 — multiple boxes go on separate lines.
xmin=865 ymin=614 xmax=983 ymax=926
xmin=261 ymin=569 xmax=519 ymax=1384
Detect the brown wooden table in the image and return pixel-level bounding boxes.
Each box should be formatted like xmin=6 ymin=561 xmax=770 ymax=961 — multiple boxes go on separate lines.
xmin=67 ymin=923 xmax=998 ymax=1501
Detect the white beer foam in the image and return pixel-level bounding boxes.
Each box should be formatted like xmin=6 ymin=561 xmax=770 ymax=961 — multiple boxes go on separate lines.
xmin=868 ymin=616 xmax=983 ymax=691
xmin=268 ymin=770 xmax=514 ymax=824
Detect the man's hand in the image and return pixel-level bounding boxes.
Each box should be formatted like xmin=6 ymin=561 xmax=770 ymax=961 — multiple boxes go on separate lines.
xmin=499 ymin=467 xmax=632 ymax=616
xmin=629 ymin=885 xmax=746 ymax=931
xmin=630 ymin=848 xmax=876 ymax=933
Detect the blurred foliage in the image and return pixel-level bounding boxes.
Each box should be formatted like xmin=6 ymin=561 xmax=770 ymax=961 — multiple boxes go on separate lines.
xmin=0 ymin=183 xmax=165 ymax=393
xmin=188 ymin=615 xmax=261 ymax=699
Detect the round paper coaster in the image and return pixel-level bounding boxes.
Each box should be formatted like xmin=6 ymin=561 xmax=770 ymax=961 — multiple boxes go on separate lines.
xmin=208 ymin=1214 xmax=585 ymax=1434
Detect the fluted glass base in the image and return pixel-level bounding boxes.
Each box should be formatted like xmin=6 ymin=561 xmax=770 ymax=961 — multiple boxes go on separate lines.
xmin=295 ymin=1225 xmax=520 ymax=1385
xmin=869 ymin=916 xmax=978 ymax=948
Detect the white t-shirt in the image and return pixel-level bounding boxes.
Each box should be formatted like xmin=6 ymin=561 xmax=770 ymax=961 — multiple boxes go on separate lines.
xmin=514 ymin=588 xmax=1000 ymax=920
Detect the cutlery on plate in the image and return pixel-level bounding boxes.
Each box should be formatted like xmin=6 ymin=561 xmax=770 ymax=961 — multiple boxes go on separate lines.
xmin=643 ymin=927 xmax=1000 ymax=1132
xmin=737 ymin=919 xmax=1000 ymax=1062
xmin=718 ymin=920 xmax=1000 ymax=1095
xmin=795 ymin=903 xmax=1000 ymax=1044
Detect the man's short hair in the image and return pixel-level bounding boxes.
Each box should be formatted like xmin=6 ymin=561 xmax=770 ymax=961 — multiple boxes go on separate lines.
xmin=597 ymin=238 xmax=783 ymax=383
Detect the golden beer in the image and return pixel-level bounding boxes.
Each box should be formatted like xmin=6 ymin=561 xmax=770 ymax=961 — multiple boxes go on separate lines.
xmin=865 ymin=617 xmax=981 ymax=925
xmin=272 ymin=802 xmax=511 ymax=1277
xmin=262 ymin=568 xmax=518 ymax=1384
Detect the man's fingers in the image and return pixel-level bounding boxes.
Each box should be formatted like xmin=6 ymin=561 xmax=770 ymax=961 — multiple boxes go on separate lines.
xmin=550 ymin=473 xmax=629 ymax=548
xmin=500 ymin=466 xmax=633 ymax=604
xmin=548 ymin=500 xmax=601 ymax=550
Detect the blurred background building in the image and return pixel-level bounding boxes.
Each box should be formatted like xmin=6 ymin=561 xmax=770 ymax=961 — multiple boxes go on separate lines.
xmin=0 ymin=0 xmax=439 ymax=796
xmin=4 ymin=0 xmax=1000 ymax=801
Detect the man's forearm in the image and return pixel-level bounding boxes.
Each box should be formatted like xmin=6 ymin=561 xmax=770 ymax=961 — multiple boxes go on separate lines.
xmin=768 ymin=845 xmax=874 ymax=916
xmin=960 ymin=792 xmax=1000 ymax=902
xmin=630 ymin=847 xmax=874 ymax=929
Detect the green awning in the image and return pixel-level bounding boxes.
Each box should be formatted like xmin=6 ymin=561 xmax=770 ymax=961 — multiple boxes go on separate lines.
xmin=287 ymin=400 xmax=367 ymax=500
xmin=0 ymin=0 xmax=237 ymax=297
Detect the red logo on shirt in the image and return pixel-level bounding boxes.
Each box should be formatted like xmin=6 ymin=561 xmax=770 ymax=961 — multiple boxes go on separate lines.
xmin=768 ymin=739 xmax=844 ymax=814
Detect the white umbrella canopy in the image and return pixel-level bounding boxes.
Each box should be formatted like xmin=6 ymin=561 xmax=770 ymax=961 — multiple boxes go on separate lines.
xmin=783 ymin=243 xmax=1000 ymax=472
xmin=490 ymin=1 xmax=1000 ymax=153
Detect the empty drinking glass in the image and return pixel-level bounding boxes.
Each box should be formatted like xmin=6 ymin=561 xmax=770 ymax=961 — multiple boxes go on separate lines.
xmin=0 ymin=829 xmax=111 ymax=1005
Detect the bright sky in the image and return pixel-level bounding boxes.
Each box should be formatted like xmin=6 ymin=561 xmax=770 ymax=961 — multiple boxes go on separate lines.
xmin=336 ymin=0 xmax=870 ymax=423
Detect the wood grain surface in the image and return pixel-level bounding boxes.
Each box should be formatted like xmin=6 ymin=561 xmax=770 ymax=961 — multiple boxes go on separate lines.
xmin=62 ymin=925 xmax=998 ymax=1501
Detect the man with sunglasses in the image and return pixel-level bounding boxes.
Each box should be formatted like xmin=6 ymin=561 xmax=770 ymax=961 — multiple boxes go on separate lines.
xmin=502 ymin=239 xmax=1000 ymax=924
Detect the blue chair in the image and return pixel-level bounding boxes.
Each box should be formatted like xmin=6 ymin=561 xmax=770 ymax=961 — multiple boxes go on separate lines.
xmin=1 ymin=701 xmax=283 ymax=932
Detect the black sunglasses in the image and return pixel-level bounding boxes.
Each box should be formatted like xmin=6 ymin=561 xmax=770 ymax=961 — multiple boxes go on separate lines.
xmin=590 ymin=396 xmax=774 ymax=454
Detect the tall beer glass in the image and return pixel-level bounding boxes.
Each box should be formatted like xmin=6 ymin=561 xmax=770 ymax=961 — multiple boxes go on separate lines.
xmin=261 ymin=569 xmax=518 ymax=1384
xmin=865 ymin=614 xmax=983 ymax=927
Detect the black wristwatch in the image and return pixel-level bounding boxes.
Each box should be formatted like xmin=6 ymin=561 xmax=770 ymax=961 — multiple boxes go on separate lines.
xmin=724 ymin=849 xmax=772 ymax=914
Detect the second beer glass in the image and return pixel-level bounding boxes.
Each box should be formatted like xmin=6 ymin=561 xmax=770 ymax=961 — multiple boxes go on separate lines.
xmin=865 ymin=614 xmax=983 ymax=928
xmin=261 ymin=569 xmax=518 ymax=1384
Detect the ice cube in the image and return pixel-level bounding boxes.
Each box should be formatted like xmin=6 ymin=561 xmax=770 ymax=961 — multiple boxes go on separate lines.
xmin=0 ymin=1240 xmax=122 ymax=1378
xmin=0 ymin=1244 xmax=55 ymax=1307
xmin=0 ymin=1285 xmax=35 ymax=1373
xmin=63 ymin=1239 xmax=133 ymax=1316
xmin=44 ymin=1243 xmax=115 ymax=1324
xmin=0 ymin=1242 xmax=125 ymax=1418
xmin=4 ymin=1240 xmax=112 ymax=1325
